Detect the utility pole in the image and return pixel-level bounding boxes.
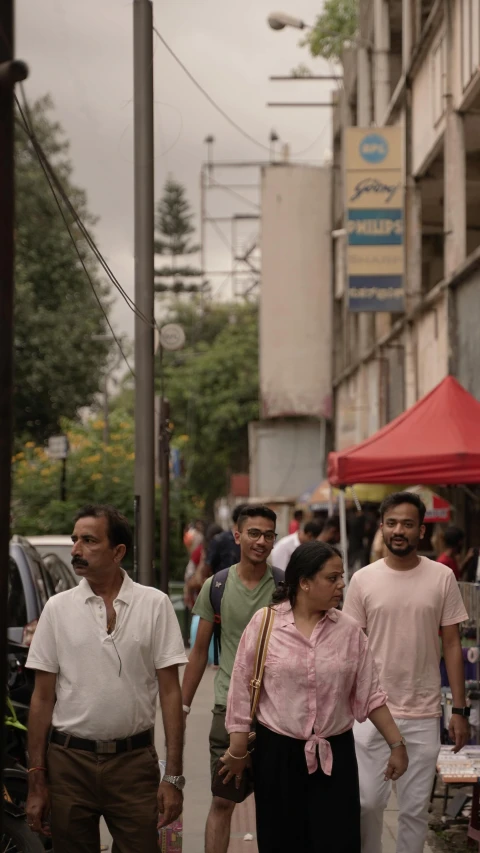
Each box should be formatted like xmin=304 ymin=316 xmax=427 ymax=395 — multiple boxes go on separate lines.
xmin=0 ymin=0 xmax=28 ymax=828
xmin=133 ymin=0 xmax=155 ymax=586
xmin=159 ymin=397 xmax=170 ymax=594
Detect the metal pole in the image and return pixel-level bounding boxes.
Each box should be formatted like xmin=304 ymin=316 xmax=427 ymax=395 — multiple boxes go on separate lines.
xmin=339 ymin=489 xmax=349 ymax=589
xmin=0 ymin=1 xmax=27 ymax=829
xmin=133 ymin=0 xmax=155 ymax=586
xmin=103 ymin=375 xmax=109 ymax=445
xmin=60 ymin=458 xmax=67 ymax=502
xmin=159 ymin=398 xmax=170 ymax=594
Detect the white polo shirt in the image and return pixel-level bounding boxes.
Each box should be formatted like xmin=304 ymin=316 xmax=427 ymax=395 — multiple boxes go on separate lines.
xmin=26 ymin=570 xmax=188 ymax=740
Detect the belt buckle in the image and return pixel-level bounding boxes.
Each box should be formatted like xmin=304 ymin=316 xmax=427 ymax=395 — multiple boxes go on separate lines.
xmin=96 ymin=740 xmax=117 ymax=754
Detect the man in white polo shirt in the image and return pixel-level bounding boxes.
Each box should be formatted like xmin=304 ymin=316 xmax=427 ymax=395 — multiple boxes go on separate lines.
xmin=25 ymin=504 xmax=187 ymax=852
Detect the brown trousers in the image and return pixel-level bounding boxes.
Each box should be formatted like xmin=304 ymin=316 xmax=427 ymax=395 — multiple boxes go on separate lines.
xmin=47 ymin=741 xmax=160 ymax=853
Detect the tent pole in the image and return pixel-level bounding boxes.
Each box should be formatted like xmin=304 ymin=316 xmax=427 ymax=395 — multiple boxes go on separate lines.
xmin=339 ymin=489 xmax=349 ymax=588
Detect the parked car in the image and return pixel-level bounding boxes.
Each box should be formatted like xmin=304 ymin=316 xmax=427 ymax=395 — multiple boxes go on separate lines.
xmin=27 ymin=534 xmax=78 ymax=586
xmin=8 ymin=537 xmax=55 ymax=646
xmin=42 ymin=552 xmax=77 ymax=593
xmin=8 ymin=538 xmax=55 ymax=710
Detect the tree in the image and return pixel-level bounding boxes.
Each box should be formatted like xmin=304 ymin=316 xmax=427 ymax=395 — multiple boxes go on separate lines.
xmin=158 ymin=300 xmax=259 ymax=514
xmin=301 ymin=0 xmax=357 ymax=62
xmin=154 ymin=177 xmax=205 ymax=294
xmin=290 ymin=64 xmax=314 ymax=78
xmin=11 ymin=410 xmax=190 ymax=581
xmin=14 ymin=96 xmax=111 ymax=442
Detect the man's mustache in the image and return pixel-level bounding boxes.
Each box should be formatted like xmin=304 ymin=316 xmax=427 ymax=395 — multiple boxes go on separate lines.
xmin=72 ymin=557 xmax=89 ymax=567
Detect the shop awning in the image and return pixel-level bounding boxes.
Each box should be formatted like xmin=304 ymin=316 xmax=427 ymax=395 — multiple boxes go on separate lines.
xmin=304 ymin=480 xmax=398 ymax=509
xmin=328 ymin=376 xmax=480 ymax=486
xmin=403 ymin=486 xmax=451 ymax=523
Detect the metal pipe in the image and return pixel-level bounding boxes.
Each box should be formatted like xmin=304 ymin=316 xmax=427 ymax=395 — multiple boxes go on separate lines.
xmin=133 ymin=0 xmax=155 ymax=586
xmin=0 ymin=0 xmax=25 ymax=830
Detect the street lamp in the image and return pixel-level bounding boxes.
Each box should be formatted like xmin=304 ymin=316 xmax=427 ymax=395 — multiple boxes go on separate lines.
xmin=267 ymin=12 xmax=309 ymax=30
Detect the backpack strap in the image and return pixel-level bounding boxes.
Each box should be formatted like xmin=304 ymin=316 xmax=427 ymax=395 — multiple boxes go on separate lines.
xmin=209 ymin=567 xmax=231 ymax=666
xmin=249 ymin=607 xmax=275 ymax=721
xmin=208 ymin=565 xmax=283 ymax=668
xmin=271 ymin=566 xmax=285 ymax=587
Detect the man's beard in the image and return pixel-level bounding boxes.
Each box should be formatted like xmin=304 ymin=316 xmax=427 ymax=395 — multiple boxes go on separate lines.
xmin=384 ymin=537 xmax=417 ymax=557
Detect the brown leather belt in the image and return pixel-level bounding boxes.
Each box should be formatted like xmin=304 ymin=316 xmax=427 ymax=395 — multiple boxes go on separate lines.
xmin=50 ymin=728 xmax=153 ymax=754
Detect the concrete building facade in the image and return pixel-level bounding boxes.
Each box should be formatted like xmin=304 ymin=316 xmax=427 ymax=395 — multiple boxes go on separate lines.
xmin=332 ymin=0 xmax=480 ymax=459
xmin=249 ymin=165 xmax=333 ymax=514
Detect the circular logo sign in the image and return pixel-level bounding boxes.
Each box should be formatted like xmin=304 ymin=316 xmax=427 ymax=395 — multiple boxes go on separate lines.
xmin=159 ymin=323 xmax=186 ymax=351
xmin=359 ymin=133 xmax=389 ymax=164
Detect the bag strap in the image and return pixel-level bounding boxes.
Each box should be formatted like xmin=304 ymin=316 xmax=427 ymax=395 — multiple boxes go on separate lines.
xmin=209 ymin=567 xmax=231 ymax=666
xmin=249 ymin=607 xmax=275 ymax=721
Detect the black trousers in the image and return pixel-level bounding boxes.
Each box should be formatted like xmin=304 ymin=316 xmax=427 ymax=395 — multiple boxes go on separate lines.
xmin=252 ymin=723 xmax=361 ymax=853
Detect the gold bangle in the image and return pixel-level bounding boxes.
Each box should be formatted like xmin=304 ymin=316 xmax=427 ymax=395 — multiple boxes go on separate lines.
xmin=227 ymin=748 xmax=248 ymax=761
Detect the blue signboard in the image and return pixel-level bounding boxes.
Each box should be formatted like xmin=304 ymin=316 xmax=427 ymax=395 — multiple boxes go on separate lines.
xmin=348 ymin=209 xmax=403 ymax=245
xmin=345 ymin=127 xmax=404 ymax=313
xmin=348 ymin=275 xmax=405 ymax=312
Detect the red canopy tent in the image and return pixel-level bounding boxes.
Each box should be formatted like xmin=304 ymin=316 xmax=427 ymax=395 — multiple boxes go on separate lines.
xmin=328 ymin=376 xmax=480 ymax=486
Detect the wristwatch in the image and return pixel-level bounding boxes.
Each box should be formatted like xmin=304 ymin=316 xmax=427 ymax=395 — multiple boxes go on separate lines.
xmin=452 ymin=707 xmax=471 ymax=718
xmin=389 ymin=736 xmax=407 ymax=750
xmin=163 ymin=774 xmax=186 ymax=791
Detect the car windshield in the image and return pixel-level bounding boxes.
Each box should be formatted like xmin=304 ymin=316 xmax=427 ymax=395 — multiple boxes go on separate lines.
xmin=36 ymin=543 xmax=73 ymax=568
xmin=43 ymin=553 xmax=76 ymax=593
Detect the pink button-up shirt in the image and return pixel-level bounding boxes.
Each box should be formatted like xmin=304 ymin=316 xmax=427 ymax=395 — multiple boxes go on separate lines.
xmin=226 ymin=603 xmax=387 ymax=775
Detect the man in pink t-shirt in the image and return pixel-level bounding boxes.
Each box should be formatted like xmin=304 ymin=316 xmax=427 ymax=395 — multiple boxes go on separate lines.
xmin=343 ymin=492 xmax=469 ymax=853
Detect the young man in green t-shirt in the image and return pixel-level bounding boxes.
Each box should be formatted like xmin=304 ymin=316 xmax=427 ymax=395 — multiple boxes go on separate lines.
xmin=182 ymin=504 xmax=279 ymax=853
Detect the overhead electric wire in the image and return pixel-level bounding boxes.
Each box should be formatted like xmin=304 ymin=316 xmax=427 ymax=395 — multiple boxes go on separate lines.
xmin=16 ymin=88 xmax=155 ymax=335
xmin=15 ymin=96 xmax=135 ymax=377
xmin=153 ymin=25 xmax=337 ymax=162
xmin=153 ymin=26 xmax=272 ymax=154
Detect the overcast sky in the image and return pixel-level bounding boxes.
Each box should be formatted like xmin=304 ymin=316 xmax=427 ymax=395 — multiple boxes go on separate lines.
xmin=17 ymin=0 xmax=333 ymax=343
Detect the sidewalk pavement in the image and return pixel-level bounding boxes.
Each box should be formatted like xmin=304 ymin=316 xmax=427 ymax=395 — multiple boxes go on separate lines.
xmin=101 ymin=666 xmax=433 ymax=853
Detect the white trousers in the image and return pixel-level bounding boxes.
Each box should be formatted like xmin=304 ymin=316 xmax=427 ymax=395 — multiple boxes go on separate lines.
xmin=354 ymin=717 xmax=440 ymax=853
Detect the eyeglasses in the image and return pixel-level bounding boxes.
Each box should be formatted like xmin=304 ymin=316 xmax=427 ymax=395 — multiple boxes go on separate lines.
xmin=246 ymin=528 xmax=277 ymax=543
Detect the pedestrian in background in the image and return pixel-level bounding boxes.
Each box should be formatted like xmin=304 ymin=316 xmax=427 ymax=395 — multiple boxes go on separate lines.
xmin=26 ymin=504 xmax=187 ymax=853
xmin=184 ymin=523 xmax=223 ymax=610
xmin=204 ymin=503 xmax=248 ymax=576
xmin=344 ymin=492 xmax=469 ymax=853
xmin=437 ymin=525 xmax=474 ymax=581
xmin=182 ymin=504 xmax=281 ymax=853
xmin=317 ymin=516 xmax=341 ymax=545
xmin=270 ymin=519 xmax=323 ymax=572
xmin=223 ymin=542 xmax=408 ymax=853
xmin=288 ymin=508 xmax=304 ymax=534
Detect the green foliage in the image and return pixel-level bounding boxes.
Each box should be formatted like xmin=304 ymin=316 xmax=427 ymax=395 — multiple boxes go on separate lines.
xmin=11 ymin=412 xmax=136 ymax=536
xmin=11 ymin=410 xmax=190 ymax=581
xmin=158 ymin=299 xmax=259 ymax=514
xmin=14 ymin=97 xmax=111 ymax=442
xmin=301 ymin=0 xmax=357 ymax=61
xmin=155 ymin=177 xmax=204 ymax=293
xmin=290 ymin=64 xmax=314 ymax=77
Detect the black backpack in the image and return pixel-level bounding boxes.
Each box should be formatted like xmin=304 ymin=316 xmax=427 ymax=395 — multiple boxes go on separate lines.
xmin=209 ymin=565 xmax=284 ymax=665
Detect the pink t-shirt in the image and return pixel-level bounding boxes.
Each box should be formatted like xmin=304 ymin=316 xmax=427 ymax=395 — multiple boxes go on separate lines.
xmin=343 ymin=557 xmax=468 ymax=719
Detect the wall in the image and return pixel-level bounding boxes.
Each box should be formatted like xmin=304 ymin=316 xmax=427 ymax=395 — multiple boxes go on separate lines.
xmin=260 ymin=165 xmax=332 ymax=419
xmin=411 ymin=25 xmax=446 ymax=175
xmin=248 ymin=420 xmax=325 ymax=500
xmin=456 ymin=267 xmax=480 ymax=400
xmin=416 ymin=296 xmax=448 ymax=397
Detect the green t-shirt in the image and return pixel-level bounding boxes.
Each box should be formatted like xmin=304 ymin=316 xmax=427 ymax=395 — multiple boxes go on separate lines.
xmin=193 ymin=565 xmax=276 ymax=707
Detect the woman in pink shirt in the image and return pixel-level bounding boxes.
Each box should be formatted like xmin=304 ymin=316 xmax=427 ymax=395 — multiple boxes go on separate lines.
xmin=221 ymin=542 xmax=408 ymax=853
